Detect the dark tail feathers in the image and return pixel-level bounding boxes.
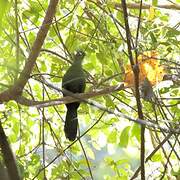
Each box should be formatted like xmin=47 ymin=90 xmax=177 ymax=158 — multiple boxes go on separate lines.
xmin=64 ymin=107 xmax=78 ymax=141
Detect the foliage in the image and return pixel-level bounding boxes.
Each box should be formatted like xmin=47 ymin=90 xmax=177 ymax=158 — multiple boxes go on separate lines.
xmin=0 ymin=0 xmax=179 ymax=179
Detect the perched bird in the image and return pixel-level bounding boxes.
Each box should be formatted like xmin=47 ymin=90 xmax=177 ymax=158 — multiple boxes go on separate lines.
xmin=62 ymin=50 xmax=86 ymax=141
xmin=140 ymin=77 xmax=154 ymax=101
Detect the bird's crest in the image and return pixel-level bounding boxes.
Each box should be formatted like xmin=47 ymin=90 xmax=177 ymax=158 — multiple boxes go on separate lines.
xmin=74 ymin=50 xmax=85 ymax=61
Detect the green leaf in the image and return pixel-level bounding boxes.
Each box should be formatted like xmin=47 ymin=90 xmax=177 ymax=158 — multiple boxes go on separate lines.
xmin=166 ymin=28 xmax=180 ymax=37
xmin=119 ymin=126 xmax=131 ymax=148
xmin=151 ymin=152 xmax=163 ymax=162
xmin=116 ymin=159 xmax=129 ymax=165
xmin=86 ymin=147 xmax=95 ymax=160
xmin=108 ymin=129 xmax=117 ymax=143
xmin=104 ymin=157 xmax=114 ymax=165
xmin=131 ymin=123 xmax=141 ymax=142
xmin=104 ymin=96 xmax=115 ymax=109
xmin=96 ymin=52 xmax=108 ymax=64
xmin=152 ymin=0 xmax=158 ymax=6
xmin=171 ymin=168 xmax=180 ymax=177
xmin=150 ymin=32 xmax=157 ymax=43
xmin=0 ymin=0 xmax=9 ymax=27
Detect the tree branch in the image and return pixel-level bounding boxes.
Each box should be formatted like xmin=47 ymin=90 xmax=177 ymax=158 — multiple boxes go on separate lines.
xmin=0 ymin=121 xmax=20 ymax=180
xmin=15 ymin=84 xmax=180 ymax=135
xmin=130 ymin=133 xmax=173 ymax=179
xmin=111 ymin=2 xmax=180 ymax=10
xmin=0 ymin=0 xmax=59 ymax=180
xmin=15 ymin=84 xmax=125 ymax=107
xmin=0 ymin=0 xmax=59 ymax=102
xmin=121 ymin=1 xmax=145 ymax=179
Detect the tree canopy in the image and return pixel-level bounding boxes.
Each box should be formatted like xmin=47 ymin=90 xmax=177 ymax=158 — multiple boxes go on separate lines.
xmin=0 ymin=0 xmax=179 ymax=179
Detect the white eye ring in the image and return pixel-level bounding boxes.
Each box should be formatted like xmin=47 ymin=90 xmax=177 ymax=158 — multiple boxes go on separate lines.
xmin=76 ymin=50 xmax=85 ymax=57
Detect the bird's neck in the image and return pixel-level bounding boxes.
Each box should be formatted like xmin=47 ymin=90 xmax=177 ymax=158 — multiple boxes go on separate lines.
xmin=73 ymin=59 xmax=83 ymax=66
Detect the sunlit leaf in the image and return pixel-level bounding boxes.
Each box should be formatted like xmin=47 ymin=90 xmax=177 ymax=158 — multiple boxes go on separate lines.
xmin=119 ymin=126 xmax=131 ymax=148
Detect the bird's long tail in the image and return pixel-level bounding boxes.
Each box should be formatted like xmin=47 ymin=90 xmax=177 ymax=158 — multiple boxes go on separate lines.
xmin=64 ymin=105 xmax=78 ymax=141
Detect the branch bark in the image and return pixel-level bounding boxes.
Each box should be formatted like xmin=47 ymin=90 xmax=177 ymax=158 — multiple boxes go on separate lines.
xmin=130 ymin=133 xmax=173 ymax=179
xmin=110 ymin=2 xmax=180 ymax=10
xmin=0 ymin=121 xmax=20 ymax=180
xmin=121 ymin=1 xmax=145 ymax=179
xmin=0 ymin=0 xmax=59 ymax=179
xmin=89 ymin=1 xmax=180 ymax=10
xmin=0 ymin=0 xmax=59 ymax=103
xmin=15 ymin=84 xmax=125 ymax=107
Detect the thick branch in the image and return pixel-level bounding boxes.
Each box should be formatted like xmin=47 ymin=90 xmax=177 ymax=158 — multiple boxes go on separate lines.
xmin=121 ymin=1 xmax=145 ymax=179
xmin=0 ymin=1 xmax=59 ymax=180
xmin=15 ymin=85 xmax=180 ymax=134
xmin=16 ymin=84 xmax=125 ymax=107
xmin=0 ymin=121 xmax=20 ymax=180
xmin=0 ymin=0 xmax=59 ymax=102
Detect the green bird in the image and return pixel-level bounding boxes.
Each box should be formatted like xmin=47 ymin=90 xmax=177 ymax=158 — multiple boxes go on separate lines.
xmin=62 ymin=50 xmax=86 ymax=141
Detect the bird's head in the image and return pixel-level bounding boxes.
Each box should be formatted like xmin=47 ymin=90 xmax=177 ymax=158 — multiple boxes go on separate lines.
xmin=74 ymin=50 xmax=86 ymax=61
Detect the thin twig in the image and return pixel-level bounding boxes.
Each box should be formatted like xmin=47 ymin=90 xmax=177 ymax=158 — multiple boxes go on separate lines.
xmin=78 ymin=139 xmax=94 ymax=180
xmin=130 ymin=133 xmax=173 ymax=179
xmin=14 ymin=0 xmax=19 ymax=81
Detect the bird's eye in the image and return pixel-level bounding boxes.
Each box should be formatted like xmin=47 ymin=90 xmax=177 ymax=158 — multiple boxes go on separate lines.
xmin=77 ymin=50 xmax=84 ymax=56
